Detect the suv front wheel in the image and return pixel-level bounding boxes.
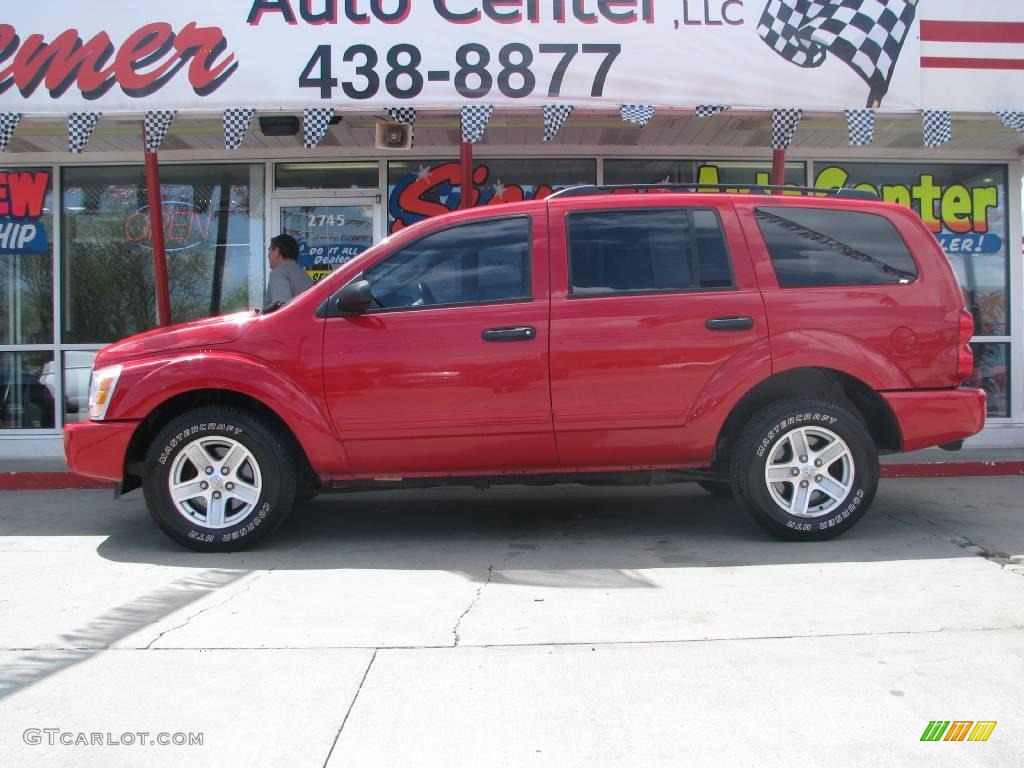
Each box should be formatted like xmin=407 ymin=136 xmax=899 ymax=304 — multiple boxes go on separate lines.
xmin=142 ymin=407 xmax=296 ymax=551
xmin=729 ymin=399 xmax=878 ymax=540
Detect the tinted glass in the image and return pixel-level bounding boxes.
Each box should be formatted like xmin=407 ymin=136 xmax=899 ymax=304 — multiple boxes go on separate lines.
xmin=755 ymin=207 xmax=917 ymax=288
xmin=366 ymin=217 xmax=530 ymax=309
xmin=567 ymin=209 xmax=732 ymax=296
xmin=1 ymin=351 xmax=55 ymax=429
xmin=275 ymin=162 xmax=379 ymax=190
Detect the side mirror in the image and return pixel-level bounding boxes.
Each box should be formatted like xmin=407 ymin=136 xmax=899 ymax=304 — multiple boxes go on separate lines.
xmin=336 ymin=279 xmax=374 ymax=314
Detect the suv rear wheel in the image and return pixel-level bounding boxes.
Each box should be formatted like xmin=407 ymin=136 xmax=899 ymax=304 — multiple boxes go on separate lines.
xmin=142 ymin=407 xmax=296 ymax=551
xmin=729 ymin=399 xmax=878 ymax=540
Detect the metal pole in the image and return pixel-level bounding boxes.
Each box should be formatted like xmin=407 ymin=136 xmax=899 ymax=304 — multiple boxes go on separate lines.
xmin=771 ymin=148 xmax=787 ymax=191
xmin=143 ymin=123 xmax=172 ymax=326
xmin=459 ymin=139 xmax=473 ymax=210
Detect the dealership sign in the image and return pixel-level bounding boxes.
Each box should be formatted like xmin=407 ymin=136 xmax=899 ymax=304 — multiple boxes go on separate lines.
xmin=0 ymin=0 xmax=939 ymax=113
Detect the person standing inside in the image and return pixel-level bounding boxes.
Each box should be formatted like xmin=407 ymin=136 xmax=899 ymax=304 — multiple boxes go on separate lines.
xmin=264 ymin=234 xmax=314 ymax=307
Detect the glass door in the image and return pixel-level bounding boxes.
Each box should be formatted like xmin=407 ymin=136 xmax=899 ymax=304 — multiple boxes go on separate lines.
xmin=271 ymin=198 xmax=380 ymax=284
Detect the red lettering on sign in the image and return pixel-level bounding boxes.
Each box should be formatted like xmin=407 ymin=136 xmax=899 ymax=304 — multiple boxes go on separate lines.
xmin=0 ymin=23 xmax=237 ymax=99
xmin=0 ymin=171 xmax=50 ymax=219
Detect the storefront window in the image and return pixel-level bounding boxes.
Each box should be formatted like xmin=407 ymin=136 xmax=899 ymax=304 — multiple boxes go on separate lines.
xmin=968 ymin=342 xmax=1010 ymax=419
xmin=1 ymin=351 xmax=54 ymax=430
xmin=387 ymin=158 xmax=596 ymax=234
xmin=62 ymin=350 xmax=97 ymax=425
xmin=603 ymin=159 xmax=806 ymax=188
xmin=0 ymin=167 xmax=53 ymax=345
xmin=61 ymin=164 xmax=263 ymax=344
xmin=275 ymin=162 xmax=379 ymax=190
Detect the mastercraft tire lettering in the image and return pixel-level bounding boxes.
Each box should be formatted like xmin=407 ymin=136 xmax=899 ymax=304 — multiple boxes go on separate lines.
xmin=142 ymin=407 xmax=296 ymax=552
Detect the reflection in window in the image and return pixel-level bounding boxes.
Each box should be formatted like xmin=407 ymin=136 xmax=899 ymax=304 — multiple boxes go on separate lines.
xmin=61 ymin=165 xmax=263 ymax=344
xmin=0 ymin=167 xmax=53 ymax=345
xmin=366 ymin=217 xmax=530 ymax=309
xmin=1 ymin=352 xmax=54 ymax=429
xmin=969 ymin=342 xmax=1009 ymax=418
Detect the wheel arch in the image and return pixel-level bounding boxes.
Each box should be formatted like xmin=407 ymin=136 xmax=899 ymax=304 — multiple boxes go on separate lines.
xmin=711 ymin=367 xmax=902 ymax=466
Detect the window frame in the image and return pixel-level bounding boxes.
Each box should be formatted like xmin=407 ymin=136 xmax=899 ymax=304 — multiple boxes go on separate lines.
xmin=360 ymin=214 xmax=535 ymax=314
xmin=565 ymin=205 xmax=736 ymax=299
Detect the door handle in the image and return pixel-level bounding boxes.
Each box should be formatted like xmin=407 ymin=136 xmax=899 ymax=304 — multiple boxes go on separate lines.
xmin=705 ymin=316 xmax=754 ymax=331
xmin=482 ymin=326 xmax=537 ymax=342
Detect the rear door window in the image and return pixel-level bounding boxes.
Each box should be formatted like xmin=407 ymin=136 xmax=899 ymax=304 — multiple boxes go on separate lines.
xmin=566 ymin=208 xmax=734 ymax=296
xmin=754 ymin=207 xmax=917 ymax=287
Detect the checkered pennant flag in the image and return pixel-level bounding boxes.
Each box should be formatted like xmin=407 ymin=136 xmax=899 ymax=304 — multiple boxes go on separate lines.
xmin=68 ymin=112 xmax=101 ymax=153
xmin=696 ymin=105 xmax=731 ymax=118
xmin=143 ymin=110 xmax=176 ymax=153
xmin=846 ymin=108 xmax=875 ymax=146
xmin=758 ymin=0 xmax=918 ymax=107
xmin=303 ymin=107 xmax=334 ymax=149
xmin=385 ymin=107 xmax=416 ymax=146
xmin=542 ymin=104 xmax=574 ymax=142
xmin=995 ymin=111 xmax=1024 ymax=133
xmin=0 ymin=113 xmax=22 ymax=153
xmin=224 ymin=108 xmax=255 ymax=150
xmin=620 ymin=104 xmax=655 ymax=127
xmin=771 ymin=109 xmax=803 ymax=149
xmin=461 ymin=104 xmax=493 ymax=144
xmin=922 ymin=110 xmax=951 ymax=148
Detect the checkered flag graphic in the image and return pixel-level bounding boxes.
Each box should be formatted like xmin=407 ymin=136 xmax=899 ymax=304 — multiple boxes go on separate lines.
xmin=461 ymin=105 xmax=493 ymax=143
xmin=68 ymin=112 xmax=101 ymax=153
xmin=303 ymin=107 xmax=334 ymax=149
xmin=542 ymin=104 xmax=574 ymax=142
xmin=224 ymin=108 xmax=255 ymax=150
xmin=386 ymin=107 xmax=416 ymax=146
xmin=696 ymin=105 xmax=731 ymax=118
xmin=772 ymin=109 xmax=803 ymax=149
xmin=922 ymin=110 xmax=951 ymax=148
xmin=846 ymin=108 xmax=875 ymax=146
xmin=143 ymin=110 xmax=176 ymax=153
xmin=758 ymin=0 xmax=917 ymax=107
xmin=620 ymin=104 xmax=655 ymax=127
xmin=995 ymin=111 xmax=1024 ymax=133
xmin=0 ymin=113 xmax=22 ymax=153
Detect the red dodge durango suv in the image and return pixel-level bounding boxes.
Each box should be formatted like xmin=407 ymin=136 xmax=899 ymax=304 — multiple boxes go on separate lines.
xmin=65 ymin=185 xmax=986 ymax=550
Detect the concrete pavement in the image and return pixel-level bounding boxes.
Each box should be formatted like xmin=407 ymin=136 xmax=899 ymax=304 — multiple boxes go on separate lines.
xmin=0 ymin=479 xmax=1021 ymax=766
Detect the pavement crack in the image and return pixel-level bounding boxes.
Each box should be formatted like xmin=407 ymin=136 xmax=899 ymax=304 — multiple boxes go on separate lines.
xmin=144 ymin=569 xmax=269 ymax=650
xmin=453 ymin=564 xmax=494 ymax=647
xmin=322 ymin=649 xmax=377 ymax=768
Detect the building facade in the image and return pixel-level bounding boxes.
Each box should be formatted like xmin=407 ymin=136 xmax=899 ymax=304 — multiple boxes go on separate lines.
xmin=1 ymin=1 xmax=1022 ymax=455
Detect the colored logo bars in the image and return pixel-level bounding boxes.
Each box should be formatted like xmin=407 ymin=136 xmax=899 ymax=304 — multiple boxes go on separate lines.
xmin=920 ymin=720 xmax=997 ymax=742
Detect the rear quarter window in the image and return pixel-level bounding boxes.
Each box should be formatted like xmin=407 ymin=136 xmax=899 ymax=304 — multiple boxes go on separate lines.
xmin=754 ymin=207 xmax=918 ymax=288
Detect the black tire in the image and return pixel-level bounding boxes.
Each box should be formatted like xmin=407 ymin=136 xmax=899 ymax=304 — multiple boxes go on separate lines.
xmin=697 ymin=480 xmax=734 ymax=499
xmin=729 ymin=399 xmax=878 ymax=541
xmin=142 ymin=407 xmax=296 ymax=551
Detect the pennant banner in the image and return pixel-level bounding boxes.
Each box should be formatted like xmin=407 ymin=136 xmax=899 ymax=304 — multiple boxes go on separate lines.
xmin=303 ymin=107 xmax=334 ymax=149
xmin=68 ymin=112 xmax=101 ymax=153
xmin=846 ymin=108 xmax=875 ymax=147
xmin=994 ymin=111 xmax=1024 ymax=133
xmin=620 ymin=104 xmax=655 ymax=127
xmin=0 ymin=113 xmax=21 ymax=153
xmin=696 ymin=105 xmax=731 ymax=118
xmin=224 ymin=108 xmax=255 ymax=150
xmin=143 ymin=109 xmax=176 ymax=152
xmin=771 ymin=108 xmax=802 ymax=149
xmin=542 ymin=104 xmax=574 ymax=142
xmin=461 ymin=104 xmax=493 ymax=144
xmin=922 ymin=110 xmax=951 ymax=148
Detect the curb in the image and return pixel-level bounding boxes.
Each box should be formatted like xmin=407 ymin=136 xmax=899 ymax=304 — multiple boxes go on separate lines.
xmin=1 ymin=462 xmax=1022 ymax=491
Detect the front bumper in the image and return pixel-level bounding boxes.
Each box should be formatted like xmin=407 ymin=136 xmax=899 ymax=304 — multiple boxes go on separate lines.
xmin=64 ymin=420 xmax=140 ymax=482
xmin=881 ymin=388 xmax=987 ymax=453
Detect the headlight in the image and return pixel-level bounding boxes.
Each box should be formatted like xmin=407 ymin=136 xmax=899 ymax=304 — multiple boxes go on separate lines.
xmin=88 ymin=364 xmax=123 ymax=420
